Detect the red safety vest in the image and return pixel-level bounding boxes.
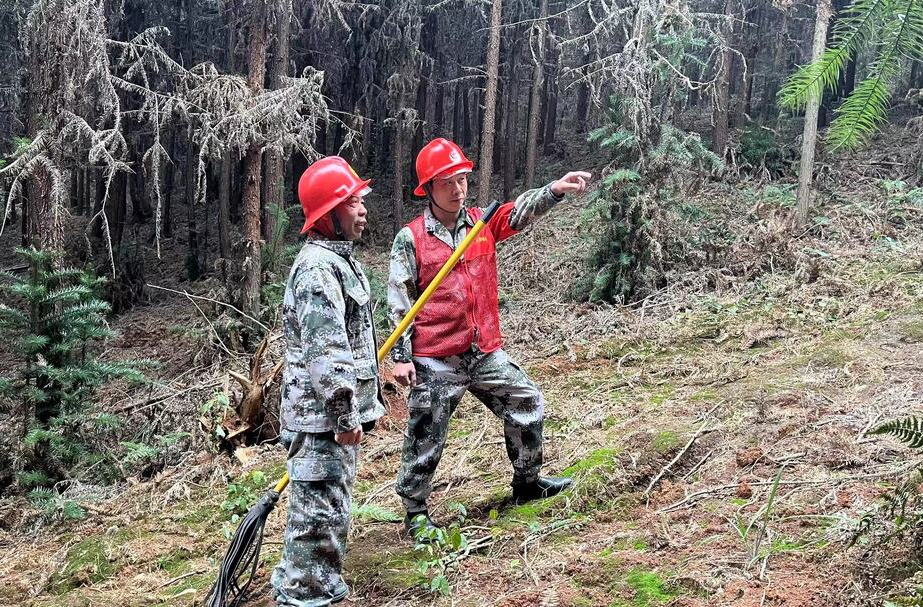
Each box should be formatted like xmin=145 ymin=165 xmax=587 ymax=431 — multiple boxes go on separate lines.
xmin=408 ymin=203 xmax=519 ymax=358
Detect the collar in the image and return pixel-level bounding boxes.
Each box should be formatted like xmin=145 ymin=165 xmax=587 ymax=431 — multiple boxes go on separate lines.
xmin=306 ymin=235 xmax=355 ymax=258
xmin=423 ymin=203 xmax=474 ymax=234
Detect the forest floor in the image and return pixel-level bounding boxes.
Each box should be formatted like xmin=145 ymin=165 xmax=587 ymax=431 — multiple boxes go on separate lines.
xmin=3 ymin=126 xmax=923 ymax=606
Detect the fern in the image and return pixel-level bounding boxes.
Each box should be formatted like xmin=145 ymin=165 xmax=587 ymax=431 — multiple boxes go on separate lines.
xmin=352 ymin=503 xmax=403 ymax=523
xmin=120 ymin=441 xmax=161 ymax=464
xmin=780 ymin=0 xmax=923 ymax=149
xmin=870 ymin=415 xmax=923 ymax=448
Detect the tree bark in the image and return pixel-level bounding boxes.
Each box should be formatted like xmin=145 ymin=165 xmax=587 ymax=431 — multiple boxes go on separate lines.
xmin=393 ymin=117 xmax=405 ymax=236
xmin=524 ymin=0 xmax=547 ymax=189
xmin=503 ymin=39 xmax=520 ymax=200
xmin=763 ymin=11 xmax=789 ymax=120
xmin=795 ymin=0 xmax=834 ymax=226
xmin=162 ymin=128 xmax=175 ymax=238
xmin=543 ymin=44 xmax=559 ymax=154
xmin=240 ymin=1 xmax=268 ymax=322
xmin=184 ymin=126 xmax=201 ymax=280
xmin=477 ymin=0 xmax=503 ymax=206
xmin=218 ymin=151 xmax=232 ymax=261
xmin=262 ymin=8 xmax=290 ymax=243
xmin=712 ymin=0 xmax=734 ymax=156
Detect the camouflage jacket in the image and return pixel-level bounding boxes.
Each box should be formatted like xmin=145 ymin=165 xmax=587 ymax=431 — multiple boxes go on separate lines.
xmin=280 ymin=239 xmax=386 ymax=433
xmin=388 ymin=183 xmax=564 ymax=363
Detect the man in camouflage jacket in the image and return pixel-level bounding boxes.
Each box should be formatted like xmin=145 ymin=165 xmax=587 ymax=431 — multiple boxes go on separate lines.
xmin=271 ymin=157 xmax=385 ymax=606
xmin=388 ymin=138 xmax=591 ymax=535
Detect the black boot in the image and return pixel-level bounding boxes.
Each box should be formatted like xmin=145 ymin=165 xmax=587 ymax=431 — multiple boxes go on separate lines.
xmin=404 ymin=510 xmax=440 ymax=540
xmin=512 ymin=476 xmax=573 ymax=503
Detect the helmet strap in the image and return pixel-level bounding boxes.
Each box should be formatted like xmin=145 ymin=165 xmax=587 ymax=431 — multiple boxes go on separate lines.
xmin=424 ymin=183 xmax=461 ymax=216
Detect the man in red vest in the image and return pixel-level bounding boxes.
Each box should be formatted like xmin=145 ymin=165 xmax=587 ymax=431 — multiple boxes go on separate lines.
xmin=388 ymin=137 xmax=591 ymax=536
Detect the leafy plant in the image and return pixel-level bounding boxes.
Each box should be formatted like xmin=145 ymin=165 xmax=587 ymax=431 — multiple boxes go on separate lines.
xmin=0 ymin=248 xmax=154 ymax=490
xmin=28 ymin=487 xmax=86 ymax=523
xmin=854 ymin=416 xmax=923 ymax=551
xmin=737 ymin=125 xmax=789 ymax=177
xmin=779 ymin=0 xmax=923 ymax=149
xmin=576 ymin=97 xmax=721 ymax=304
xmin=120 ymin=432 xmax=191 ymax=477
xmin=410 ymin=506 xmax=470 ymax=597
xmin=221 ymin=470 xmax=267 ymax=521
xmin=352 ymin=503 xmax=402 ymax=523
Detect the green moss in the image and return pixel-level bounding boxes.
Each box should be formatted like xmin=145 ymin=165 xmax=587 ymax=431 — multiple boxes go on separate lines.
xmin=563 ymin=449 xmax=619 ymax=478
xmin=51 ymin=537 xmax=118 ymax=593
xmin=632 ymin=538 xmax=649 ymax=551
xmin=178 ymin=502 xmax=220 ymax=527
xmin=502 ymin=501 xmax=548 ymax=524
xmin=156 ymin=547 xmax=194 ymax=576
xmin=609 ymin=569 xmax=678 ymax=607
xmin=649 ymin=387 xmax=675 ymax=406
xmin=257 ymin=458 xmax=288 ymax=483
xmin=448 ymin=426 xmax=472 ymax=439
xmin=626 ymin=569 xmax=676 ymax=604
xmin=651 ymin=431 xmax=682 ymax=454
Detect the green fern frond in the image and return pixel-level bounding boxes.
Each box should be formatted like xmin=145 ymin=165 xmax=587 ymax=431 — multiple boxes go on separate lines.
xmin=28 ymin=487 xmax=55 ymax=508
xmin=62 ymin=501 xmax=86 ymax=520
xmin=18 ymin=334 xmax=50 ymax=354
xmin=352 ymin=503 xmax=403 ymax=523
xmin=92 ymin=413 xmax=122 ymax=429
xmin=7 ymin=282 xmax=47 ymax=303
xmin=828 ymin=74 xmax=893 ymax=148
xmin=120 ymin=441 xmax=161 ymax=464
xmin=779 ymin=48 xmax=852 ymax=111
xmin=42 ymin=285 xmax=93 ymax=305
xmin=869 ymin=415 xmax=923 ymax=448
xmin=18 ymin=469 xmax=54 ymax=488
xmin=780 ymin=0 xmax=892 ymax=110
xmin=0 ymin=303 xmax=29 ymax=329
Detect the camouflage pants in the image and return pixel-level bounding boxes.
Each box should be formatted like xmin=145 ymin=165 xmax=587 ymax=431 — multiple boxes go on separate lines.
xmin=396 ymin=348 xmax=544 ymax=513
xmin=271 ymin=430 xmax=357 ymax=607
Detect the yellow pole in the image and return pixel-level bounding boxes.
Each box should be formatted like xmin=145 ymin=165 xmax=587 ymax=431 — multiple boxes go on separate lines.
xmin=273 ymin=202 xmax=501 ymax=495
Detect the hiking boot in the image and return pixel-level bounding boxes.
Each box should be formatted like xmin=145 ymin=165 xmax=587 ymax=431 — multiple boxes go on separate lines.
xmin=331 ymin=580 xmax=349 ymax=603
xmin=512 ymin=476 xmax=573 ymax=503
xmin=404 ymin=510 xmax=440 ymax=541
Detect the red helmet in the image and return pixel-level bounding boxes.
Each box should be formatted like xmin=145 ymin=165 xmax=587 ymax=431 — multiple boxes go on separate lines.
xmin=297 ymin=157 xmax=371 ymax=234
xmin=413 ymin=138 xmax=474 ymax=197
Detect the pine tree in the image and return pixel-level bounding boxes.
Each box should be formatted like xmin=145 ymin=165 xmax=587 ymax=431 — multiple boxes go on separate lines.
xmin=0 ymin=248 xmax=151 ymax=491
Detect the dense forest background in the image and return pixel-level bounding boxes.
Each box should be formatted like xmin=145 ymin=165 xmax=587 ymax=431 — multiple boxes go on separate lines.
xmin=6 ymin=1 xmax=923 ymax=606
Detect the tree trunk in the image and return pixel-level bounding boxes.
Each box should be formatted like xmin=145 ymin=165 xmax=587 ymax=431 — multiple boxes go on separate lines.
xmin=503 ymin=41 xmax=520 ymax=200
xmin=393 ymin=118 xmax=405 ymax=236
xmin=184 ymin=126 xmax=201 ymax=280
xmin=763 ymin=11 xmax=789 ymax=120
xmin=524 ymin=0 xmax=547 ymax=188
xmin=464 ymin=88 xmax=474 ymax=148
xmin=477 ymin=0 xmax=503 ymax=206
xmin=262 ymin=9 xmax=290 ymax=244
xmin=453 ymin=84 xmax=462 ymax=142
xmin=795 ymin=0 xmax=834 ymax=226
xmin=162 ymin=128 xmax=175 ymax=238
xmin=712 ymin=0 xmax=733 ymax=156
xmin=240 ymin=1 xmax=268 ymax=322
xmin=543 ymin=45 xmax=559 ymax=154
xmin=218 ymin=151 xmax=232 ymax=261
xmin=844 ymin=56 xmax=857 ymax=96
